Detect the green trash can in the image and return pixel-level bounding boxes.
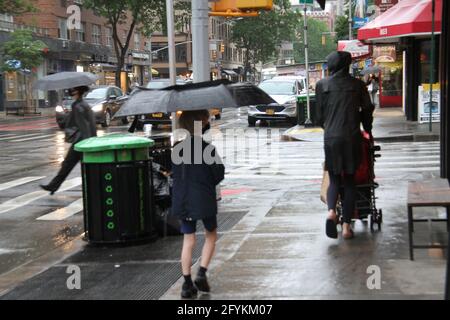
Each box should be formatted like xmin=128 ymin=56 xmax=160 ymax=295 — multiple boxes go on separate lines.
xmin=296 ymin=94 xmax=317 ymax=125
xmin=75 ymin=134 xmax=157 ymax=244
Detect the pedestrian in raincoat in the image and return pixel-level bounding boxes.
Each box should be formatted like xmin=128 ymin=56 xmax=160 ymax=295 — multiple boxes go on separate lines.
xmin=40 ymin=86 xmax=96 ymax=194
xmin=171 ymin=110 xmax=225 ymax=298
xmin=366 ymin=73 xmax=380 ymax=108
xmin=316 ymin=51 xmax=374 ymax=239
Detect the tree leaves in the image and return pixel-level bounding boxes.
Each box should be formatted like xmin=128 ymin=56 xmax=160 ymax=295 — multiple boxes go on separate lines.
xmin=0 ymin=0 xmax=35 ymax=15
xmin=1 ymin=29 xmax=46 ymax=72
xmin=230 ymin=0 xmax=301 ymax=71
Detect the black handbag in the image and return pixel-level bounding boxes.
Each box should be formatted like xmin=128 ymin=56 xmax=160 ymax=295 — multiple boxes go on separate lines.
xmin=64 ymin=126 xmax=80 ymax=143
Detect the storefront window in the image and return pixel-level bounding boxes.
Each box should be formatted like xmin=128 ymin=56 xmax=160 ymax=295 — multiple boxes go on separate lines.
xmin=418 ymin=39 xmax=440 ymax=84
xmin=5 ymin=72 xmax=26 ymax=101
xmin=380 ymin=60 xmax=403 ymax=97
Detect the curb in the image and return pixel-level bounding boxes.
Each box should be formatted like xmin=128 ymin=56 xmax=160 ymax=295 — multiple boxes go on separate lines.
xmin=281 ymin=133 xmax=440 ymax=143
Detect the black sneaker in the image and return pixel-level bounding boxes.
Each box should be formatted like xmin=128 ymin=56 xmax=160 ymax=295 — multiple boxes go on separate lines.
xmin=194 ymin=274 xmax=210 ymax=292
xmin=181 ymin=282 xmax=198 ymax=299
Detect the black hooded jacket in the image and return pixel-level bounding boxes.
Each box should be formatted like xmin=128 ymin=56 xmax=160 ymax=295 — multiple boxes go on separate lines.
xmin=65 ymin=98 xmax=97 ymax=143
xmin=316 ymin=51 xmax=374 ymax=140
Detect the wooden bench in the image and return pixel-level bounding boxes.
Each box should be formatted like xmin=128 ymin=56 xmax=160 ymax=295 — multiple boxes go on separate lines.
xmin=407 ymin=179 xmax=450 ymax=261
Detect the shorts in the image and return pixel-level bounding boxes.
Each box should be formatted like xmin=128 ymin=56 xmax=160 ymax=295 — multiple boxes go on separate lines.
xmin=180 ymin=216 xmax=218 ymax=234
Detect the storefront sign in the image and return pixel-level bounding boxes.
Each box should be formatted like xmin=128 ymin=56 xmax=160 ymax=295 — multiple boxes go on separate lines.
xmin=373 ymin=45 xmax=396 ymax=62
xmin=337 ymin=40 xmax=370 ymax=59
xmin=418 ymin=84 xmax=440 ymax=124
xmin=132 ymin=52 xmax=150 ymax=60
xmin=353 ymin=17 xmax=370 ymax=29
xmin=374 ymin=0 xmax=398 ymax=14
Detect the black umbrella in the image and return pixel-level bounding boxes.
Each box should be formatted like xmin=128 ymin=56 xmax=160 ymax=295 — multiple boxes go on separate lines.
xmin=113 ymin=79 xmax=276 ymax=118
xmin=360 ymin=66 xmax=381 ymax=75
xmin=33 ymin=72 xmax=98 ymax=91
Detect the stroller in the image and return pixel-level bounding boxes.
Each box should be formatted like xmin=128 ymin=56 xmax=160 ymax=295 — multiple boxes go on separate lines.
xmin=336 ymin=131 xmax=383 ymax=231
xmin=150 ymin=137 xmax=183 ymax=237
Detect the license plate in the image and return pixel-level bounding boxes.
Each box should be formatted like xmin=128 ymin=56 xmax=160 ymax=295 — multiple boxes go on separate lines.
xmin=152 ymin=113 xmax=163 ymax=118
xmin=266 ymin=109 xmax=275 ymax=115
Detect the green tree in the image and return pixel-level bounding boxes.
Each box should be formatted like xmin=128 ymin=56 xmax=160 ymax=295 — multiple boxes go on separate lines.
xmin=0 ymin=0 xmax=35 ymax=15
xmin=1 ymin=29 xmax=47 ymax=113
xmin=231 ymin=0 xmax=301 ymax=81
xmin=83 ymin=0 xmax=165 ymax=87
xmin=294 ymin=17 xmax=336 ymax=64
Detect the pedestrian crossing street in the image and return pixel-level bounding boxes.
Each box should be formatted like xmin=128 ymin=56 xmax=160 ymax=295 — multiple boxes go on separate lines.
xmin=0 ymin=140 xmax=441 ymax=222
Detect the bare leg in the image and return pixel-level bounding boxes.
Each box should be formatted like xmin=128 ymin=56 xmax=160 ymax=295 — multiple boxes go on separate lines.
xmin=200 ymin=229 xmax=217 ymax=269
xmin=181 ymin=234 xmax=196 ymax=275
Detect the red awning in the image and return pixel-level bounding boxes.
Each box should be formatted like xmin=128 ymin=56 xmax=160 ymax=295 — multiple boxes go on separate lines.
xmin=358 ymin=0 xmax=442 ymax=42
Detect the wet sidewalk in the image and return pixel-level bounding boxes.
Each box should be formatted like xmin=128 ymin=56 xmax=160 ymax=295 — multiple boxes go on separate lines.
xmin=283 ymin=107 xmax=440 ymax=142
xmin=0 ymin=108 xmax=55 ymax=124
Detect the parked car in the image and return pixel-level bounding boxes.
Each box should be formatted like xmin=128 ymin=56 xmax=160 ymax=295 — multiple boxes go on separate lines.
xmin=55 ymin=86 xmax=128 ymax=129
xmin=135 ymin=79 xmax=221 ymax=130
xmin=247 ymin=76 xmax=306 ymax=126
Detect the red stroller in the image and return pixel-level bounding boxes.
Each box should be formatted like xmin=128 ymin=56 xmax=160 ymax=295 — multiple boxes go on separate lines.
xmin=337 ymin=131 xmax=383 ymax=231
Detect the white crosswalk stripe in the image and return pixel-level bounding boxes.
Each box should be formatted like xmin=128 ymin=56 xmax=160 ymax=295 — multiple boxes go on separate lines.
xmin=0 ymin=177 xmax=82 ymax=215
xmin=9 ymin=134 xmax=56 ymax=143
xmin=0 ymin=133 xmax=43 ymax=141
xmin=37 ymin=198 xmax=83 ymax=221
xmin=0 ymin=176 xmax=45 ymax=191
xmin=220 ymin=139 xmax=440 ymax=181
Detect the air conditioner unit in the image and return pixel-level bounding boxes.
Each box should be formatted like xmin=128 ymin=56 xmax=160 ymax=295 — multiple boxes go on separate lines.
xmin=62 ymin=41 xmax=68 ymax=48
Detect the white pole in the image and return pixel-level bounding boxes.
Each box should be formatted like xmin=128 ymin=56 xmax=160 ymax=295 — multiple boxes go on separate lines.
xmin=304 ymin=3 xmax=312 ymax=126
xmin=348 ymin=0 xmax=353 ymax=40
xmin=166 ymin=0 xmax=177 ymax=130
xmin=192 ymin=0 xmax=210 ymax=82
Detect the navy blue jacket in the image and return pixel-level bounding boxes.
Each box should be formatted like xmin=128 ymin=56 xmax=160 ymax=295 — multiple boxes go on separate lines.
xmin=171 ymin=136 xmax=225 ymax=221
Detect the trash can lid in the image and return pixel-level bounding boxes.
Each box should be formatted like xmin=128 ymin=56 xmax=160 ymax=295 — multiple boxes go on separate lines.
xmin=74 ymin=133 xmax=154 ymax=152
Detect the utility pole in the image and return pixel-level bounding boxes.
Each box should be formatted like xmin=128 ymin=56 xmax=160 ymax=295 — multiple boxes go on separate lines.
xmin=166 ymin=0 xmax=177 ymax=129
xmin=348 ymin=0 xmax=353 ymax=40
xmin=429 ymin=0 xmax=436 ymax=132
xmin=192 ymin=0 xmax=210 ymax=82
xmin=303 ymin=2 xmax=312 ymax=127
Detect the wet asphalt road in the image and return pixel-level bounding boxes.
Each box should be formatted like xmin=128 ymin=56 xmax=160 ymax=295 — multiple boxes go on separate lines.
xmin=0 ymin=109 xmax=445 ymax=298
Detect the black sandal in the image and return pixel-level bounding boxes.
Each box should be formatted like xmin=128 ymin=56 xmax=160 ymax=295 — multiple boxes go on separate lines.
xmin=326 ymin=218 xmax=338 ymax=239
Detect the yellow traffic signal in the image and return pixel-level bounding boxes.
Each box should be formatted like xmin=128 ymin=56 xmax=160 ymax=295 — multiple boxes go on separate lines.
xmin=322 ymin=35 xmax=326 ymax=46
xmin=210 ymin=0 xmax=272 ymax=17
xmin=220 ymin=44 xmax=225 ymax=53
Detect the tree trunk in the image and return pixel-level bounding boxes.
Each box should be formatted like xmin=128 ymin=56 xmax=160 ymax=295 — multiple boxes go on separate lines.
xmin=24 ymin=76 xmax=33 ymax=115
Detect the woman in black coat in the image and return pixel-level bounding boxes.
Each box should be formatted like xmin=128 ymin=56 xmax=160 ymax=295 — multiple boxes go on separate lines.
xmin=40 ymin=86 xmax=96 ymax=194
xmin=316 ymin=51 xmax=374 ymax=239
xmin=171 ymin=110 xmax=225 ymax=298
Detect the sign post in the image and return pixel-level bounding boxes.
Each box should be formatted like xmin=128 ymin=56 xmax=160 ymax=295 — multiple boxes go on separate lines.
xmin=300 ymin=0 xmax=314 ymax=127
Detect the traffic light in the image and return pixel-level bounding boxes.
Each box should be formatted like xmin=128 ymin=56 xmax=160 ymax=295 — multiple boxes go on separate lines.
xmin=210 ymin=0 xmax=273 ymax=17
xmin=212 ymin=50 xmax=217 ymax=60
xmin=322 ymin=35 xmax=326 ymax=46
xmin=220 ymin=44 xmax=225 ymax=53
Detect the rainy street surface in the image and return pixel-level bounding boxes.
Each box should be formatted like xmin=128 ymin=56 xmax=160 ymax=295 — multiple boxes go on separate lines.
xmin=0 ymin=109 xmax=447 ymax=299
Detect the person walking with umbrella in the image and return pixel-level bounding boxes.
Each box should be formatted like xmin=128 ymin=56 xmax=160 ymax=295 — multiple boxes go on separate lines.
xmin=40 ymin=85 xmax=97 ymax=194
xmin=316 ymin=51 xmax=374 ymax=239
xmin=171 ymin=110 xmax=225 ymax=298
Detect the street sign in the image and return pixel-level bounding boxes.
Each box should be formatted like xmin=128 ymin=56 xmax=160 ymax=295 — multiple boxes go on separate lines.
xmin=353 ymin=17 xmax=369 ymax=29
xmin=6 ymin=60 xmax=21 ymax=70
xmin=299 ymin=0 xmax=314 ymax=4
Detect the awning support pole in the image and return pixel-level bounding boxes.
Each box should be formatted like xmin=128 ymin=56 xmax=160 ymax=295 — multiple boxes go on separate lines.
xmin=429 ymin=0 xmax=436 ymax=132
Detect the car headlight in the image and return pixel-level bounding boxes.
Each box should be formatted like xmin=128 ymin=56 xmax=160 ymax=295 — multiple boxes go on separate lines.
xmin=55 ymin=105 xmax=64 ymax=113
xmin=92 ymin=103 xmax=103 ymax=112
xmin=248 ymin=105 xmax=257 ymax=110
xmin=285 ymin=98 xmax=297 ymax=106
